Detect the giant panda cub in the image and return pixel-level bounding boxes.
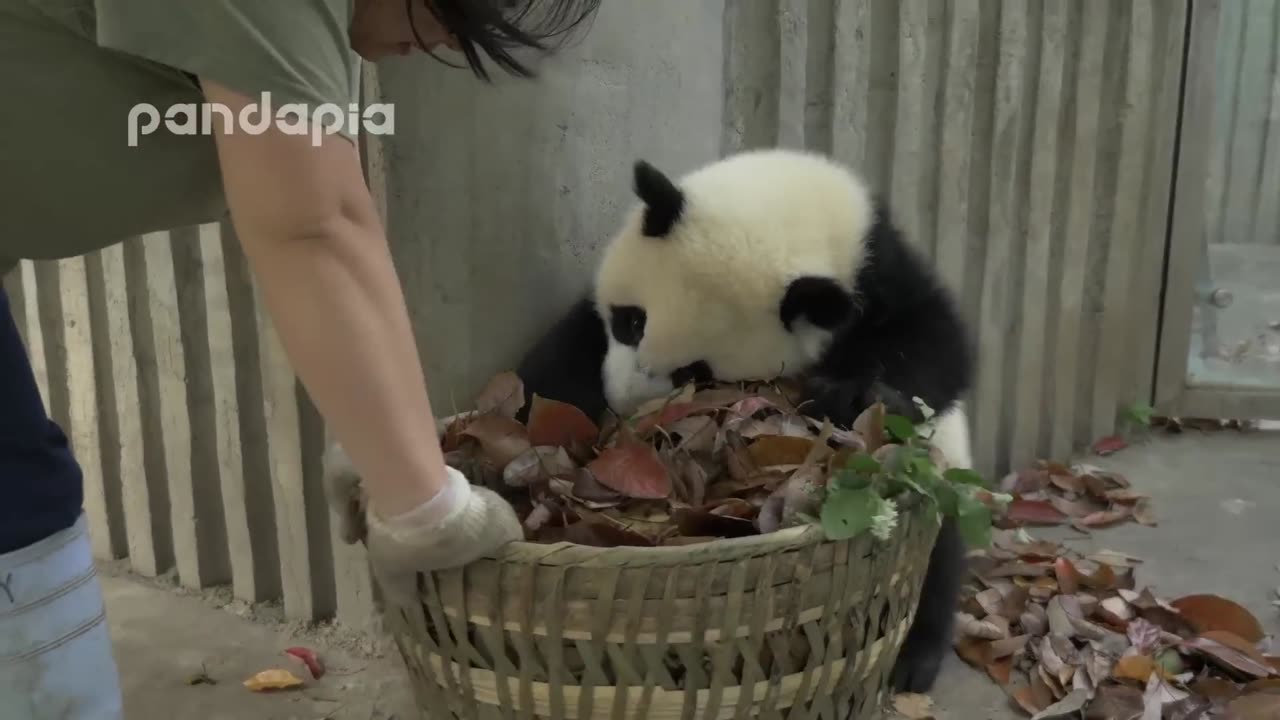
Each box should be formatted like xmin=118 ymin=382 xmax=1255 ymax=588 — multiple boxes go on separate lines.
xmin=514 ymin=147 xmax=975 ymax=693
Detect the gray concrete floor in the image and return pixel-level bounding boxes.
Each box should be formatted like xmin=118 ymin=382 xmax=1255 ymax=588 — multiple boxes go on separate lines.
xmin=103 ymin=428 xmax=1280 ymax=719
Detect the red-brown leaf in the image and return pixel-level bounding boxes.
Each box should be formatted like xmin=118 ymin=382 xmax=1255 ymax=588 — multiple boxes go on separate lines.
xmin=1169 ymin=593 xmax=1265 ymax=643
xmin=1092 ymin=435 xmax=1128 ymax=456
xmin=1004 ymin=499 xmax=1069 ymax=525
xmin=526 ymin=394 xmax=600 ymax=449
xmin=1054 ymin=557 xmax=1082 ymax=594
xmin=283 ymin=646 xmax=325 ymax=679
xmin=587 ymin=441 xmax=672 ymax=499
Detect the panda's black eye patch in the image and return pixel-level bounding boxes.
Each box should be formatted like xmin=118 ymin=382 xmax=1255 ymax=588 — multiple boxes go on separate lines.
xmin=609 ymin=305 xmax=646 ymax=347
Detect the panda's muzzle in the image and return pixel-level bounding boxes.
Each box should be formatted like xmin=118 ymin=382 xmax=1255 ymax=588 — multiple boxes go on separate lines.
xmin=670 ymin=360 xmax=713 ymax=388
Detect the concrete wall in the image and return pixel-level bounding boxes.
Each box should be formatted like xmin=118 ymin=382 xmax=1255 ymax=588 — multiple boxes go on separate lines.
xmin=1204 ymin=0 xmax=1280 ymax=246
xmin=2 ymin=0 xmax=1191 ymax=624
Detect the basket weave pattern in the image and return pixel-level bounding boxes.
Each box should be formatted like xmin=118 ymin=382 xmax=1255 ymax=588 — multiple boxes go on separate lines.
xmin=385 ymin=498 xmax=939 ymax=720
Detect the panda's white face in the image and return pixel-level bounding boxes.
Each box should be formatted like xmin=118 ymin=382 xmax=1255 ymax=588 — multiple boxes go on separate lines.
xmin=593 ymin=149 xmax=876 ymax=416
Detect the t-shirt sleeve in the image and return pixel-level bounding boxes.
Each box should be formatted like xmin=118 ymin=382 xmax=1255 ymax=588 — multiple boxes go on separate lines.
xmin=93 ymin=0 xmax=362 ymax=138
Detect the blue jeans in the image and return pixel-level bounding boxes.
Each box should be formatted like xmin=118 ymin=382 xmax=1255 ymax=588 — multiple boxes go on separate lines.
xmin=1 ymin=285 xmax=124 ymax=720
xmin=0 ymin=285 xmax=83 ymax=555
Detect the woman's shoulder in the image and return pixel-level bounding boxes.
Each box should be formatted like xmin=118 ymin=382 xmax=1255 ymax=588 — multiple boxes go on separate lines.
xmin=94 ymin=0 xmax=364 ymax=112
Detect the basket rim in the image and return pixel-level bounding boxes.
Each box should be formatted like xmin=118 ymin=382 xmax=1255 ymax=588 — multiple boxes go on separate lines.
xmin=478 ymin=523 xmax=822 ymax=566
xmin=472 ymin=496 xmax=937 ymax=568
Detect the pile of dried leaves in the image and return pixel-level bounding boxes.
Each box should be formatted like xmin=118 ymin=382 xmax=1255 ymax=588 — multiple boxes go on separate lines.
xmin=951 ymin=524 xmax=1280 ymax=718
xmin=996 ymin=460 xmax=1158 ymax=533
xmin=438 ymin=371 xmax=998 ymax=549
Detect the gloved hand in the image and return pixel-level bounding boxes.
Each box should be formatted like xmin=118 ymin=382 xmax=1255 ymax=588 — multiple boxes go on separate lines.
xmin=321 ymin=422 xmax=523 ymax=606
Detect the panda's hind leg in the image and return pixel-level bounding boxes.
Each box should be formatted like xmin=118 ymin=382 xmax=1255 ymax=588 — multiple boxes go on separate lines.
xmin=889 ymin=513 xmax=965 ymax=693
xmin=889 ymin=403 xmax=972 ymax=694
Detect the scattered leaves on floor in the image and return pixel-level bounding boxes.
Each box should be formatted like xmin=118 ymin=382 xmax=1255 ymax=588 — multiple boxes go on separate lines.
xmin=439 ymin=371 xmax=1000 ymax=548
xmin=243 ymin=668 xmax=305 ymax=692
xmin=954 ymin=527 xmax=1279 ymax=718
xmin=994 ymin=460 xmax=1157 ymax=533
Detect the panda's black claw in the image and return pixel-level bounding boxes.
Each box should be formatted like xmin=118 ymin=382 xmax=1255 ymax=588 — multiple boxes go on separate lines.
xmin=863 ymin=380 xmax=925 ymax=424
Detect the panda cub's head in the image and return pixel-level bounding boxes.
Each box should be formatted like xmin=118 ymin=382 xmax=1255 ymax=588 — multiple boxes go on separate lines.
xmin=593 ymin=148 xmax=878 ymax=416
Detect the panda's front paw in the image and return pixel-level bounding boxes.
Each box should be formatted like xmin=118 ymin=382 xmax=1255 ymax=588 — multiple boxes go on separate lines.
xmin=795 ymin=378 xmax=865 ymax=429
xmin=862 ymin=380 xmax=926 ymax=425
xmin=889 ymin=633 xmax=947 ymax=694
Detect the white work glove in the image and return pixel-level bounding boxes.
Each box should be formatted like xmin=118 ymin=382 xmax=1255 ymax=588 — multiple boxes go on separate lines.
xmin=321 ymin=424 xmax=523 ymax=607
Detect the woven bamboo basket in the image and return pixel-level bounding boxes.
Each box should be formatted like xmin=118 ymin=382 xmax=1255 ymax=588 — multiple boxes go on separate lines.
xmin=381 ymin=489 xmax=941 ymax=720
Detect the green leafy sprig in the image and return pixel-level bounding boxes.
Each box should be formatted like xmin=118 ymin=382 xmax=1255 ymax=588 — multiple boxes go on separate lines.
xmin=815 ymin=398 xmax=1009 ymax=548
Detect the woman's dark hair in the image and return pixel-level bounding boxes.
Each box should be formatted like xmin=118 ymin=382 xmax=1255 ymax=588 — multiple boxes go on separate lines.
xmin=410 ymin=0 xmax=601 ymax=81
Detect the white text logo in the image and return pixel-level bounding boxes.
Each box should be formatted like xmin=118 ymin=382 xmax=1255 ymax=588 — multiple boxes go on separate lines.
xmin=127 ymin=92 xmax=394 ymax=147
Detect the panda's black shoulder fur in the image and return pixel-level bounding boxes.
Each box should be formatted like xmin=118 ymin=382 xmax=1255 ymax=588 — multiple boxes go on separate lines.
xmin=795 ymin=196 xmax=976 ymax=428
xmin=514 ymin=296 xmax=609 ymax=424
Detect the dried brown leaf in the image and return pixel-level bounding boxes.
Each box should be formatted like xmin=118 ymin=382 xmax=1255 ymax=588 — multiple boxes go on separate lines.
xmin=1226 ymin=692 xmax=1280 ymax=718
xmin=1005 ymin=500 xmax=1069 ymax=526
xmin=1169 ymin=593 xmax=1265 ymax=643
xmin=1002 ymin=586 xmax=1031 ymax=619
xmin=1029 ymin=688 xmax=1089 ymax=719
xmin=1078 ymin=506 xmax=1132 ymax=528
xmin=1054 ymin=558 xmax=1082 ymax=595
xmin=1179 ymin=635 xmax=1276 ymax=679
xmin=975 ymin=588 xmax=1005 ymax=617
xmin=474 ymin=371 xmax=525 ymax=418
xmin=747 ymin=435 xmax=818 ymax=468
xmin=956 ymin=612 xmax=1006 ymax=640
xmin=989 ymin=634 xmax=1029 ymax=660
xmin=954 ymin=637 xmax=991 ymax=669
xmin=1089 ymin=550 xmax=1144 ymax=567
xmin=987 ymin=655 xmax=1013 ymax=686
xmin=1113 ymin=655 xmax=1157 ymax=684
xmin=852 ymin=401 xmax=886 ymax=451
xmin=1012 ymin=686 xmax=1046 ymax=716
xmin=587 ymin=441 xmax=672 ymax=499
xmin=503 ymin=445 xmax=576 ymax=487
xmin=1084 ymin=684 xmax=1144 ymax=720
xmin=1196 ymin=630 xmax=1275 ymax=671
xmin=460 ymin=413 xmax=532 ymax=467
xmin=665 ymin=415 xmax=721 ymax=454
xmin=1021 ymin=607 xmax=1049 ymax=637
xmin=526 ymin=394 xmax=601 ymax=451
xmin=1046 ymin=596 xmax=1076 ymax=638
xmin=1048 ymin=472 xmax=1086 ymax=494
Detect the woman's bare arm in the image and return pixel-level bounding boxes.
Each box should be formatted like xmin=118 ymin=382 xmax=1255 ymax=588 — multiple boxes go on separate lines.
xmin=199 ymin=79 xmax=445 ymax=517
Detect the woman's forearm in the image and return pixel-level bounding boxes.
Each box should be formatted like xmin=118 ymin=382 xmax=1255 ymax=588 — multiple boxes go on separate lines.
xmin=242 ymin=217 xmax=446 ymax=517
xmin=199 ymin=78 xmax=445 ymax=518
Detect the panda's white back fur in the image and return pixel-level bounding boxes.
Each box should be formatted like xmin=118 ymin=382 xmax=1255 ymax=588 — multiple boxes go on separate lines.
xmin=593 ymin=148 xmax=877 ymax=414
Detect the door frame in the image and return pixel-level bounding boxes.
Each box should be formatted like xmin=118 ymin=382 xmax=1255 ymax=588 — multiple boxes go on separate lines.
xmin=1152 ymin=0 xmax=1280 ymax=420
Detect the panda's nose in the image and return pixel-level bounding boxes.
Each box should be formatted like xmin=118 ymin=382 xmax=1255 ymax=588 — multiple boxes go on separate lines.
xmin=670 ymin=361 xmax=713 ymax=388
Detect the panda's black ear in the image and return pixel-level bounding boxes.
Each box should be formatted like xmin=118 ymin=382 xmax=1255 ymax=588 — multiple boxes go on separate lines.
xmin=780 ymin=276 xmax=855 ymax=331
xmin=633 ymin=160 xmax=684 ymax=237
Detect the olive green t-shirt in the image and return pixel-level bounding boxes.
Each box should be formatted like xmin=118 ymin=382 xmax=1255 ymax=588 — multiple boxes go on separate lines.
xmin=0 ymin=0 xmax=363 ymax=277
